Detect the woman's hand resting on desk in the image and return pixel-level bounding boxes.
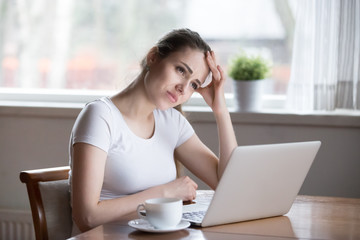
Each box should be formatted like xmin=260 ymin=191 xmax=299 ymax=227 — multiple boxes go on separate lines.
xmin=160 ymin=176 xmax=198 ymax=201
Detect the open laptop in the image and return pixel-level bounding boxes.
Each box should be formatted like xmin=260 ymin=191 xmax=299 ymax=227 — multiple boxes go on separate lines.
xmin=182 ymin=141 xmax=321 ymax=227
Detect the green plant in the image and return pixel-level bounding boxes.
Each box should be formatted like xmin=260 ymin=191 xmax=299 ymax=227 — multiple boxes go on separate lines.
xmin=228 ymin=53 xmax=271 ymax=81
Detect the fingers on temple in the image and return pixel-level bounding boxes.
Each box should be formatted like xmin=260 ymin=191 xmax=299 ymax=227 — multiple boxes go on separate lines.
xmin=207 ymin=51 xmax=221 ymax=81
xmin=210 ymin=50 xmax=217 ymax=63
xmin=217 ymin=65 xmax=225 ymax=80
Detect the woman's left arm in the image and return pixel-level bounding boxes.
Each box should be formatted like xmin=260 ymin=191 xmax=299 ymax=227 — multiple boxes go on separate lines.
xmin=175 ymin=51 xmax=238 ymax=189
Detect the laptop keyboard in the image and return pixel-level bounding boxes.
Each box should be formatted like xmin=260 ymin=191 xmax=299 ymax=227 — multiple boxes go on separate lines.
xmin=182 ymin=211 xmax=206 ymax=223
xmin=182 ymin=190 xmax=215 ymax=224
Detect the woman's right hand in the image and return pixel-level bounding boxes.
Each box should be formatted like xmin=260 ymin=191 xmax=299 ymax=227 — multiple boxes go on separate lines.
xmin=161 ymin=176 xmax=198 ymax=201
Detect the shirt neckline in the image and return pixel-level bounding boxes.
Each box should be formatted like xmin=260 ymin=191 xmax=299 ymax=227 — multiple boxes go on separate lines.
xmin=102 ymin=97 xmax=158 ymax=142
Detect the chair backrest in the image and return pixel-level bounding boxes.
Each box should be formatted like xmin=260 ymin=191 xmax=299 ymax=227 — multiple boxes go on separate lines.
xmin=20 ymin=166 xmax=72 ymax=240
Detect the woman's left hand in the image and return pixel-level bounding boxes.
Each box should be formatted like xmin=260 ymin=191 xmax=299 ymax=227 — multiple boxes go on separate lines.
xmin=197 ymin=51 xmax=227 ymax=115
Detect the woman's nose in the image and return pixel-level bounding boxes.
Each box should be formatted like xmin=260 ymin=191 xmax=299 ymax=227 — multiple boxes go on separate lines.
xmin=175 ymin=84 xmax=184 ymax=95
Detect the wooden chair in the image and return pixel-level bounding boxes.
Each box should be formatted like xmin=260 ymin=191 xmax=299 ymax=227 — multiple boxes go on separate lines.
xmin=20 ymin=166 xmax=72 ymax=240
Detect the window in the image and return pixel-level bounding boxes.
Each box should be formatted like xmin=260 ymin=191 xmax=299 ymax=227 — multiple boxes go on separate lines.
xmin=0 ymin=0 xmax=297 ymax=104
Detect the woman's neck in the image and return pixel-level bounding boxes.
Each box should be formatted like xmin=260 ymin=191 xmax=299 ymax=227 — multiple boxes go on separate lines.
xmin=111 ymin=73 xmax=155 ymax=120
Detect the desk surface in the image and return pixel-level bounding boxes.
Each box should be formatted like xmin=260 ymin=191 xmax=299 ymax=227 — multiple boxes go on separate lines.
xmin=69 ymin=195 xmax=360 ymax=240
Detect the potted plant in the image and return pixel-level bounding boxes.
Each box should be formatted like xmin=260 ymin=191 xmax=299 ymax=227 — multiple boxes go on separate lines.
xmin=228 ymin=52 xmax=271 ymax=112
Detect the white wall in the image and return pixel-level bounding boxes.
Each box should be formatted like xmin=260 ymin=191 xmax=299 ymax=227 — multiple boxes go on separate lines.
xmin=0 ymin=107 xmax=77 ymax=210
xmin=0 ymin=106 xmax=359 ymax=212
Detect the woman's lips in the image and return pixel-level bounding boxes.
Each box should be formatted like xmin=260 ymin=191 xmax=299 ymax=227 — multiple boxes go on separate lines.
xmin=167 ymin=91 xmax=178 ymax=103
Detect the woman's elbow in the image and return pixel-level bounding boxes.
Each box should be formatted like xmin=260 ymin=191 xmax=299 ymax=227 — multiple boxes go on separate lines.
xmin=72 ymin=209 xmax=98 ymax=232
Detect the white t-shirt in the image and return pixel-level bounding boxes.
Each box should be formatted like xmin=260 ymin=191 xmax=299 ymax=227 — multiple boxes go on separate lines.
xmin=69 ymin=97 xmax=194 ymax=200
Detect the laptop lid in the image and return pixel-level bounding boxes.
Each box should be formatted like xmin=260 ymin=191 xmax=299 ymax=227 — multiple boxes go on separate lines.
xmin=200 ymin=141 xmax=321 ymax=227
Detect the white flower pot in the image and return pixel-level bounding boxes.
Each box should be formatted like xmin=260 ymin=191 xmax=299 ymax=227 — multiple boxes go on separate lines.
xmin=232 ymin=79 xmax=265 ymax=112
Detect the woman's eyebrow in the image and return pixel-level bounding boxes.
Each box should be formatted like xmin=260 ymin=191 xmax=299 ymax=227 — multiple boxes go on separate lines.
xmin=180 ymin=61 xmax=193 ymax=74
xmin=195 ymin=79 xmax=202 ymax=86
xmin=179 ymin=61 xmax=203 ymax=86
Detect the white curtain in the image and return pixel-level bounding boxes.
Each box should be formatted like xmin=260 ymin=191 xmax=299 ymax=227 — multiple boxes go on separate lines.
xmin=287 ymin=0 xmax=360 ymax=112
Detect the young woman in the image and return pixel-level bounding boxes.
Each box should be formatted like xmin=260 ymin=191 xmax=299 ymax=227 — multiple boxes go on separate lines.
xmin=69 ymin=28 xmax=238 ymax=233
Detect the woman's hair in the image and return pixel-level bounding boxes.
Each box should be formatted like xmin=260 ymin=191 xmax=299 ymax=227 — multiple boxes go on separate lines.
xmin=140 ymin=28 xmax=211 ymax=70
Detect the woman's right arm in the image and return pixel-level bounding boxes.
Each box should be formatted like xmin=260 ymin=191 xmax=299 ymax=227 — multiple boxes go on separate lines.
xmin=71 ymin=143 xmax=197 ymax=232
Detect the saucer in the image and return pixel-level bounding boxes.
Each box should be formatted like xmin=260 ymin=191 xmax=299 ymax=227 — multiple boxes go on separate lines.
xmin=128 ymin=219 xmax=190 ymax=233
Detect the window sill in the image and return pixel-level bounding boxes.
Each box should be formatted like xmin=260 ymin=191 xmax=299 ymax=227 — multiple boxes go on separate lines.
xmin=184 ymin=106 xmax=360 ymax=128
xmin=1 ymin=88 xmax=359 ymax=127
xmin=1 ymin=100 xmax=359 ymax=128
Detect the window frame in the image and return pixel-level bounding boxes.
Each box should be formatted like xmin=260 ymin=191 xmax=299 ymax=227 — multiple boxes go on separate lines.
xmin=0 ymin=88 xmax=286 ymax=111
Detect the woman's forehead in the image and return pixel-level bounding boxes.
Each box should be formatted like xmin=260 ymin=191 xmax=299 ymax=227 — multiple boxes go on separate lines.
xmin=169 ymin=49 xmax=209 ymax=79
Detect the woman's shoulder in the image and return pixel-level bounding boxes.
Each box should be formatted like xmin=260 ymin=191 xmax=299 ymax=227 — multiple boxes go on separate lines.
xmin=83 ymin=97 xmax=113 ymax=114
xmin=75 ymin=97 xmax=116 ymax=125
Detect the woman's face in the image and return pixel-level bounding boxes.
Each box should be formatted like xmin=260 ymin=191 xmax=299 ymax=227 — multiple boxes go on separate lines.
xmin=144 ymin=47 xmax=209 ymax=110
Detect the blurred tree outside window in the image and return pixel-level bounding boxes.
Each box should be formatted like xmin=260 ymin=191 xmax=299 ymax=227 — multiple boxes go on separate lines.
xmin=0 ymin=0 xmax=297 ymax=97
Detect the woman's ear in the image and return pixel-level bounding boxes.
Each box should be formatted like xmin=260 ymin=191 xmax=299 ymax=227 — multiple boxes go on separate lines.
xmin=146 ymin=46 xmax=158 ymax=67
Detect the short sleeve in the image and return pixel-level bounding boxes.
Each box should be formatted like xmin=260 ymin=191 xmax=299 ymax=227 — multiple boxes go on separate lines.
xmin=173 ymin=109 xmax=195 ymax=148
xmin=71 ymin=100 xmax=112 ymax=153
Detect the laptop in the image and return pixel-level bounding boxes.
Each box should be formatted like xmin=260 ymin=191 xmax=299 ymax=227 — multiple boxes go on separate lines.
xmin=182 ymin=141 xmax=321 ymax=227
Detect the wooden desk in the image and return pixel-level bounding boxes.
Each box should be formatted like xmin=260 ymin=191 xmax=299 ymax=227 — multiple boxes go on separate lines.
xmin=68 ymin=195 xmax=360 ymax=240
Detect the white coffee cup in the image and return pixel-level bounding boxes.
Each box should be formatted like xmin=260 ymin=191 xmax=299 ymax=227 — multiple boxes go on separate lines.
xmin=137 ymin=198 xmax=183 ymax=229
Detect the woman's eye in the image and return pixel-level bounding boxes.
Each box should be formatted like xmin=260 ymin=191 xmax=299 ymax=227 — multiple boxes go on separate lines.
xmin=176 ymin=66 xmax=185 ymax=75
xmin=191 ymin=82 xmax=199 ymax=90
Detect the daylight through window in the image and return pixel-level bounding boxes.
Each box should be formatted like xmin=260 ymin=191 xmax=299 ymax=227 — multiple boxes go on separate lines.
xmin=0 ymin=0 xmax=297 ymax=97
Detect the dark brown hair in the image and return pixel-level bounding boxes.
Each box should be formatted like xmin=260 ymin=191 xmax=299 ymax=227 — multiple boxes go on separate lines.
xmin=141 ymin=28 xmax=211 ymax=71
